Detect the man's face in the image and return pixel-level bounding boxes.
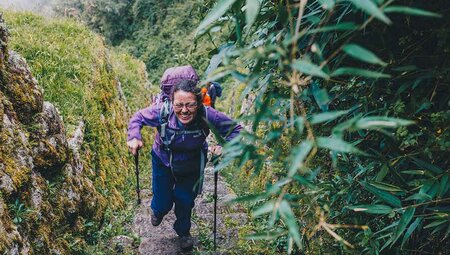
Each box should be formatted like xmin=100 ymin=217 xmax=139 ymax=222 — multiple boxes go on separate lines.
xmin=173 ymin=90 xmax=198 ymax=125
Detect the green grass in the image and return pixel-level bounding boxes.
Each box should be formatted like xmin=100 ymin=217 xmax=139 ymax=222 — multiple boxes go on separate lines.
xmin=4 ymin=12 xmax=100 ymax=125
xmin=2 ymin=9 xmax=150 ymax=253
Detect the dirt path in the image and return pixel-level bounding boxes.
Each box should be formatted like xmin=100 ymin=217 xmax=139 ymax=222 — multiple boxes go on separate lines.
xmin=132 ymin=162 xmax=247 ymax=255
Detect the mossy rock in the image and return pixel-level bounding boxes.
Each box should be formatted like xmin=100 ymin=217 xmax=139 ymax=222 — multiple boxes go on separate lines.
xmin=0 ymin=196 xmax=22 ymax=253
xmin=0 ymin=9 xmax=148 ymax=253
xmin=0 ymin=113 xmax=33 ymax=194
xmin=0 ymin=13 xmax=8 ymax=73
xmin=2 ymin=51 xmax=43 ymax=124
xmin=30 ymin=102 xmax=69 ymax=177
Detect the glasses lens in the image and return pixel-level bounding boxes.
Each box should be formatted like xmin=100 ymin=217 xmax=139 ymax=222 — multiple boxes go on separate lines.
xmin=174 ymin=102 xmax=197 ymax=110
xmin=186 ymin=102 xmax=197 ymax=109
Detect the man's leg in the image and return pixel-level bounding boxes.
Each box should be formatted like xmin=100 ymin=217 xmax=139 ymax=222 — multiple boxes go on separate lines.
xmin=150 ymin=150 xmax=175 ymax=221
xmin=173 ymin=174 xmax=199 ymax=237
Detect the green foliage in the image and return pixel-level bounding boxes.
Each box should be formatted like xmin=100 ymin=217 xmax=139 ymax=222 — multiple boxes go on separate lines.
xmin=54 ymin=0 xmax=225 ymax=90
xmin=109 ymin=48 xmax=152 ymax=111
xmin=201 ymin=0 xmax=449 ymax=253
xmin=9 ymin=199 xmax=34 ymax=225
xmin=54 ymin=0 xmax=134 ymax=45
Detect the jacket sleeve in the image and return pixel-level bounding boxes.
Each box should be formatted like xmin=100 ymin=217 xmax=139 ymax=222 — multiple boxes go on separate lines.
xmin=127 ymin=106 xmax=160 ymax=141
xmin=207 ymin=108 xmax=242 ymax=142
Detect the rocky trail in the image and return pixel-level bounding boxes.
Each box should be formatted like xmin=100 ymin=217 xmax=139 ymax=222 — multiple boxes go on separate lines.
xmin=132 ymin=161 xmax=248 ymax=255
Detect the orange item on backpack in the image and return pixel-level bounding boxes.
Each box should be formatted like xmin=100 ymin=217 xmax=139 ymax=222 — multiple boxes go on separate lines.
xmin=201 ymin=87 xmax=212 ymax=106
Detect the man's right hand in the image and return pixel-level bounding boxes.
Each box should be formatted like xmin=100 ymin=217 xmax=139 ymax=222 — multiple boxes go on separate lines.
xmin=127 ymin=138 xmax=143 ymax=156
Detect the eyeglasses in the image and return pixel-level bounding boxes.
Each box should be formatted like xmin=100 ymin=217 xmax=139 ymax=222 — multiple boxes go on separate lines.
xmin=173 ymin=102 xmax=198 ymax=111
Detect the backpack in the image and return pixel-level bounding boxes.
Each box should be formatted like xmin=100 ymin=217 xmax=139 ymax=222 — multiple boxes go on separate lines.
xmin=212 ymin=82 xmax=222 ymax=97
xmin=152 ymin=65 xmax=200 ymax=149
xmin=201 ymin=87 xmax=212 ymax=106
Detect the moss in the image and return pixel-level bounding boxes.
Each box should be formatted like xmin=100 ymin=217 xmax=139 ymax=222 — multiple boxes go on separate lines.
xmin=32 ymin=138 xmax=69 ymax=177
xmin=0 ymin=9 xmax=148 ymax=253
xmin=109 ymin=48 xmax=151 ymax=111
xmin=0 ymin=197 xmax=21 ymax=252
xmin=2 ymin=52 xmax=43 ymax=124
xmin=0 ymin=93 xmax=4 ymax=122
xmin=2 ymin=156 xmax=31 ymax=194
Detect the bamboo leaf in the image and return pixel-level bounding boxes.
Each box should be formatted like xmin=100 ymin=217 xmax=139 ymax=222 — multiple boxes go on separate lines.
xmin=310 ymin=110 xmax=350 ymax=124
xmin=228 ymin=193 xmax=265 ymax=204
xmin=244 ymin=230 xmax=288 ymax=240
xmin=424 ymin=219 xmax=447 ymax=229
xmin=355 ymin=116 xmax=414 ymax=129
xmin=252 ymin=201 xmax=276 ymax=217
xmin=296 ymin=116 xmax=305 ymax=135
xmin=196 ymin=0 xmax=237 ymax=34
xmin=427 ymin=181 xmax=440 ymax=199
xmin=343 ymin=44 xmax=387 ymax=66
xmin=293 ymin=175 xmax=316 ymax=189
xmin=439 ymin=173 xmax=449 ymax=197
xmin=384 ymin=6 xmax=442 ymax=18
xmin=279 ymin=200 xmax=302 ymax=248
xmin=412 ymin=157 xmax=444 ymax=174
xmin=316 ymin=137 xmax=366 ymax=155
xmin=271 ymin=178 xmax=291 ymax=191
xmin=348 ymin=204 xmax=393 ymax=214
xmin=348 ymin=0 xmax=391 ymax=24
xmin=391 ymin=207 xmax=415 ymax=246
xmin=331 ymin=67 xmax=391 ymax=78
xmin=292 ymin=60 xmax=330 ymax=79
xmin=419 ymin=180 xmax=433 ymax=194
xmin=405 ymin=193 xmax=432 ymax=201
xmin=245 ymin=0 xmax=261 ymax=30
xmin=361 ymin=181 xmax=402 ymax=208
xmin=401 ymin=217 xmax=422 ymax=248
xmin=306 ymin=22 xmax=357 ymax=34
xmin=401 ymin=170 xmax=428 ymax=176
xmin=311 ymin=82 xmax=330 ymax=111
xmin=289 ymin=140 xmax=313 ymax=177
xmin=430 ymin=222 xmax=448 ymax=235
xmin=376 ymin=165 xmax=389 ymax=181
xmin=368 ymin=181 xmax=405 ymax=192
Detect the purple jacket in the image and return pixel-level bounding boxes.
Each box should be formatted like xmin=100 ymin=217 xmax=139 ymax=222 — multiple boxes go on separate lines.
xmin=127 ymin=105 xmax=242 ymax=167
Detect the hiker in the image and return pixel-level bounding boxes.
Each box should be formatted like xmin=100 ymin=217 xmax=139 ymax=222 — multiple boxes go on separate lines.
xmin=206 ymin=82 xmax=216 ymax=108
xmin=206 ymin=81 xmax=222 ymax=108
xmin=126 ymin=66 xmax=241 ymax=251
xmin=201 ymin=87 xmax=212 ymax=107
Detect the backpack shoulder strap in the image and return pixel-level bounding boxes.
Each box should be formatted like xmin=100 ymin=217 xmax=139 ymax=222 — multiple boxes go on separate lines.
xmin=159 ymin=99 xmax=172 ymax=150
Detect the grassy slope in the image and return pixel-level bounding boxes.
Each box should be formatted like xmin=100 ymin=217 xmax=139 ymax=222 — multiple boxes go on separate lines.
xmin=2 ymin=9 xmax=149 ymax=253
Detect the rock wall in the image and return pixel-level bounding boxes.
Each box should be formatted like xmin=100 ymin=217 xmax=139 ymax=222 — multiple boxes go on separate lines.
xmin=0 ymin=13 xmax=105 ymax=254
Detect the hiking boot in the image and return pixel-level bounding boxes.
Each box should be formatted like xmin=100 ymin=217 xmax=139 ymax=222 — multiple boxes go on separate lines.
xmin=151 ymin=212 xmax=163 ymax=226
xmin=179 ymin=235 xmax=194 ymax=251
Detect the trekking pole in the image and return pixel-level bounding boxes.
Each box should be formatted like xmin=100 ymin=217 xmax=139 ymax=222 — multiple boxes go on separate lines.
xmin=212 ymin=155 xmax=219 ymax=251
xmin=134 ymin=150 xmax=141 ymax=205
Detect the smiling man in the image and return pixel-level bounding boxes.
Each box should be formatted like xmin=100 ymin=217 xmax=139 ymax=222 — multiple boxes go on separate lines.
xmin=126 ymin=66 xmax=241 ymax=251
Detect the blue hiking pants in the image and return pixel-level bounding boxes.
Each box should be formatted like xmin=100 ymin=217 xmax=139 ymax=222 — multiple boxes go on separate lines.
xmin=150 ymin=150 xmax=202 ymax=237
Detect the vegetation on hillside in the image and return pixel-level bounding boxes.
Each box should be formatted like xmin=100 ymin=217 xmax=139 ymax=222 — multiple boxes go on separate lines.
xmin=45 ymin=0 xmax=449 ymax=253
xmin=196 ymin=0 xmax=449 ymax=254
xmin=2 ymin=0 xmax=448 ymax=253
xmin=53 ymin=0 xmax=223 ymax=87
xmin=1 ymin=10 xmax=149 ymax=253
